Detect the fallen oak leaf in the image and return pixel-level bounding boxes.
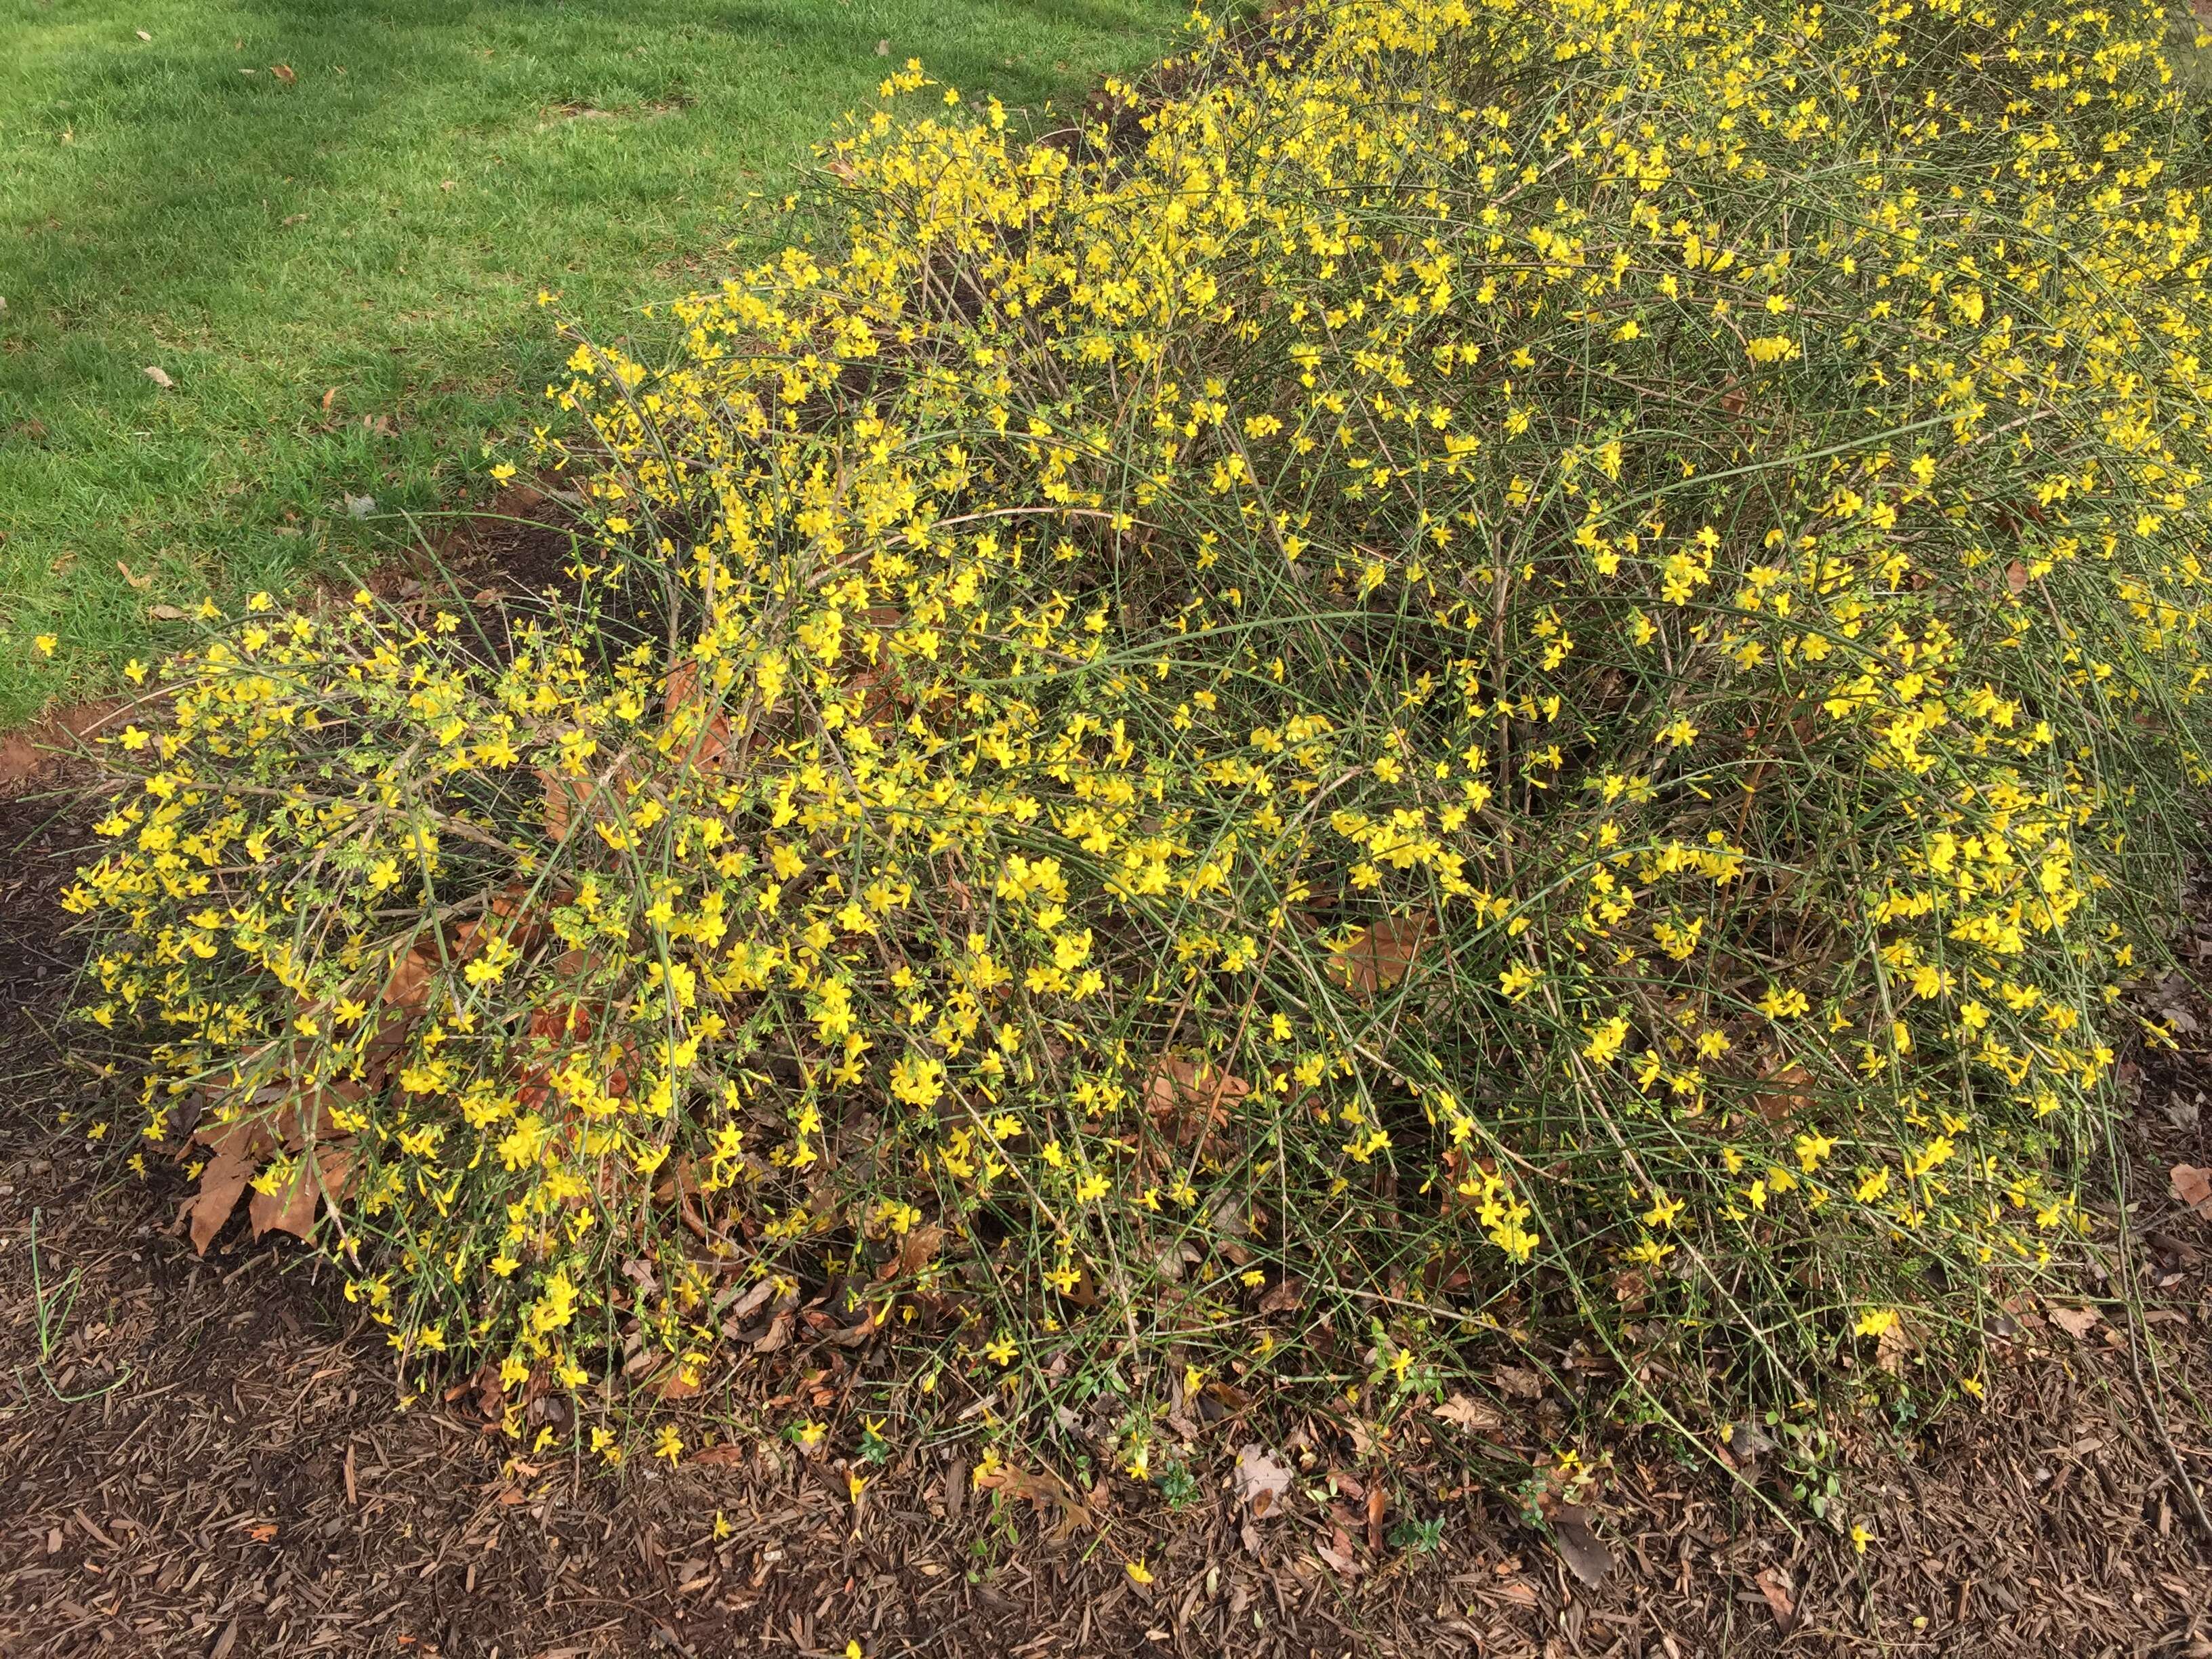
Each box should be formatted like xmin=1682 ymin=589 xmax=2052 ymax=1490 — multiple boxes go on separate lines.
xmin=539 ymin=766 xmax=575 ymax=841
xmin=974 ymin=1462 xmax=1093 ymax=1542
xmin=2048 ymin=1304 xmax=2103 ymax=1340
xmin=1492 ymin=1363 xmax=1544 ymax=1401
xmin=539 ymin=764 xmax=633 ymax=843
xmin=821 ymin=1311 xmax=882 ymax=1349
xmin=269 ymin=1084 xmax=349 ymax=1152
xmin=1234 ymin=1443 xmax=1292 ymax=1518
xmin=663 ymin=659 xmax=731 ymax=770
xmin=1143 ymin=1055 xmax=1249 ymax=1147
xmin=185 ymin=1141 xmax=258 ymax=1254
xmin=1549 ymin=1504 xmax=1613 ymax=1588
xmin=1753 ymin=1565 xmax=1795 ymax=1629
xmin=1752 ymin=1059 xmax=1812 ymax=1124
xmin=874 ymin=1223 xmax=945 ymax=1284
xmin=1325 ymin=913 xmax=1429 ymax=997
xmin=1315 ymin=1523 xmax=1359 ymax=1574
xmin=714 ymin=1275 xmax=778 ymax=1336
xmin=192 ymin=1110 xmax=279 ymax=1164
xmin=649 ymin=1360 xmax=704 ymax=1401
xmin=1433 ymin=1392 xmax=1502 ymax=1434
xmin=1875 ymin=1316 xmax=1912 ymax=1376
xmin=1726 ymin=1420 xmax=1776 ymax=1460
xmin=249 ymin=1143 xmax=354 ymax=1242
xmin=382 ymin=941 xmax=437 ymax=1011
xmin=2171 ymin=1163 xmax=2212 ymax=1220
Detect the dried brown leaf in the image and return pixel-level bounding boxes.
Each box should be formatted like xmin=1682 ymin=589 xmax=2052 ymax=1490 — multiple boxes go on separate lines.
xmin=714 ymin=1276 xmax=778 ymax=1334
xmin=877 ymin=1223 xmax=945 ymax=1283
xmin=1493 ymin=1363 xmax=1544 ymax=1400
xmin=822 ymin=1311 xmax=880 ymax=1349
xmin=192 ymin=1110 xmax=276 ymax=1164
xmin=1875 ymin=1317 xmax=1911 ymax=1375
xmin=1551 ymin=1505 xmax=1613 ymax=1588
xmin=2171 ymin=1163 xmax=2212 ymax=1220
xmin=1257 ymin=1275 xmax=1304 ymax=1315
xmin=2048 ymin=1304 xmax=2103 ymax=1339
xmin=539 ymin=766 xmax=575 ymax=841
xmin=1753 ymin=1060 xmax=1811 ymax=1124
xmin=651 ymin=1361 xmax=703 ymax=1401
xmin=974 ymin=1463 xmax=1092 ymax=1542
xmin=249 ymin=1144 xmax=352 ymax=1242
xmin=664 ymin=659 xmax=731 ymax=769
xmin=1143 ymin=1056 xmax=1250 ymax=1148
xmin=1234 ymin=1443 xmax=1292 ymax=1518
xmin=1433 ymin=1392 xmax=1502 ymax=1434
xmin=382 ymin=943 xmax=436 ymax=1011
xmin=1326 ymin=914 xmax=1429 ymax=997
xmin=1753 ymin=1565 xmax=1795 ymax=1628
xmin=186 ymin=1141 xmax=257 ymax=1254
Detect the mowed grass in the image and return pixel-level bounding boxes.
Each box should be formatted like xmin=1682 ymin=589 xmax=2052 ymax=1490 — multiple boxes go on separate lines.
xmin=0 ymin=0 xmax=1177 ymax=729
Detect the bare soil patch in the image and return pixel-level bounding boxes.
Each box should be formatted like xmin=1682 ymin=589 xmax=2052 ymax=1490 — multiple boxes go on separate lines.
xmin=0 ymin=703 xmax=125 ymax=796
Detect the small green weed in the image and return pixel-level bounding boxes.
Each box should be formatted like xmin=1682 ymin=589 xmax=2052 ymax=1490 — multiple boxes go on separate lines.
xmin=14 ymin=1209 xmax=131 ymax=1405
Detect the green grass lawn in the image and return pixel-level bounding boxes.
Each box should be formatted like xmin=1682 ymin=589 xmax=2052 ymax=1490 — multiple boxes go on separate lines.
xmin=0 ymin=0 xmax=1176 ymax=729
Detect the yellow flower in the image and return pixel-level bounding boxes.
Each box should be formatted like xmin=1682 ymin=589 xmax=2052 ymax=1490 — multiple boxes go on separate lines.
xmin=1757 ymin=985 xmax=1809 ymax=1020
xmin=653 ymin=1426 xmax=684 ymax=1466
xmin=33 ymin=634 xmax=57 ymax=657
xmin=889 ymin=1052 xmax=945 ymax=1108
xmin=1124 ymin=1559 xmax=1155 ymax=1586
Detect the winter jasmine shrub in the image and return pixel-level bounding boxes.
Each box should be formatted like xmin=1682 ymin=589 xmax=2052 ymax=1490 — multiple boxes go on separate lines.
xmin=70 ymin=0 xmax=2212 ymax=1456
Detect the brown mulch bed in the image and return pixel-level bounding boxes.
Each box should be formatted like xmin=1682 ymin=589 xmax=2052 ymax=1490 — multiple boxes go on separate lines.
xmin=3 ymin=785 xmax=2209 ymax=1659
